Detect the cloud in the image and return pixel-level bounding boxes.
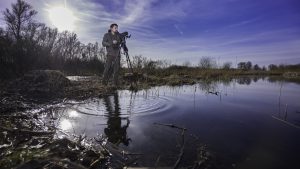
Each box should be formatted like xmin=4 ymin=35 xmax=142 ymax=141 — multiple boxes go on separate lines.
xmin=174 ymin=24 xmax=183 ymax=35
xmin=121 ymin=0 xmax=152 ymax=25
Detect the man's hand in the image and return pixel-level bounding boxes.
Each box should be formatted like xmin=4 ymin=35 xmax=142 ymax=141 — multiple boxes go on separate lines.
xmin=113 ymin=40 xmax=118 ymax=44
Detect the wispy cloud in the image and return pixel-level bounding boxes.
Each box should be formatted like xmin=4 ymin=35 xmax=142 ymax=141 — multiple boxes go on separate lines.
xmin=174 ymin=24 xmax=183 ymax=35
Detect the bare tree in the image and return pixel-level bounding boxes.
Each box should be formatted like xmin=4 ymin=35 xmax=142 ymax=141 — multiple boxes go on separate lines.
xmin=245 ymin=61 xmax=252 ymax=70
xmin=222 ymin=62 xmax=232 ymax=70
xmin=253 ymin=64 xmax=261 ymax=70
xmin=3 ymin=0 xmax=37 ymax=41
xmin=198 ymin=56 xmax=216 ymax=69
xmin=132 ymin=55 xmax=145 ymax=69
xmin=238 ymin=61 xmax=252 ymax=70
xmin=53 ymin=31 xmax=80 ymax=60
xmin=182 ymin=61 xmax=191 ymax=67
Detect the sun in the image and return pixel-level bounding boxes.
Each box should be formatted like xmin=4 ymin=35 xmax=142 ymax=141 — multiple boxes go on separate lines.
xmin=48 ymin=6 xmax=76 ymax=31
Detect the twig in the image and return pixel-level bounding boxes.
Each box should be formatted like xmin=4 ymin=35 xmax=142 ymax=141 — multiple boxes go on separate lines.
xmin=154 ymin=155 xmax=161 ymax=169
xmin=122 ymin=151 xmax=143 ymax=156
xmin=284 ymin=104 xmax=288 ymax=120
xmin=108 ymin=142 xmax=142 ymax=156
xmin=173 ymin=129 xmax=186 ymax=169
xmin=1 ymin=97 xmax=7 ymax=102
xmin=153 ymin=122 xmax=187 ymax=131
xmin=123 ymin=157 xmax=140 ymax=168
xmin=272 ymin=116 xmax=300 ymax=129
xmin=51 ymin=158 xmax=88 ymax=169
xmin=189 ymin=133 xmax=200 ymax=140
xmin=89 ymin=156 xmax=104 ymax=168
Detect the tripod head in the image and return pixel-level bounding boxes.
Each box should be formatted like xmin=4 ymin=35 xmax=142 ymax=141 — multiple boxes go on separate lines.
xmin=117 ymin=31 xmax=131 ymax=53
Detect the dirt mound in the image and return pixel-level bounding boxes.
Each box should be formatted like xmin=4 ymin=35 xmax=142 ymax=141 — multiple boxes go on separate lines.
xmin=9 ymin=70 xmax=70 ymax=98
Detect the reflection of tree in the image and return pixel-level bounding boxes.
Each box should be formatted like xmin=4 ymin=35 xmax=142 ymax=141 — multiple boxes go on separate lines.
xmin=221 ymin=77 xmax=233 ymax=87
xmin=236 ymin=77 xmax=252 ymax=85
xmin=103 ymin=92 xmax=131 ymax=146
xmin=253 ymin=76 xmax=259 ymax=82
xmin=198 ymin=80 xmax=219 ymax=93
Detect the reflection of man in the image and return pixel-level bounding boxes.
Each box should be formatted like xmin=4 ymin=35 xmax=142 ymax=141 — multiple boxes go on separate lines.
xmin=102 ymin=23 xmax=122 ymax=86
xmin=103 ymin=92 xmax=131 ymax=146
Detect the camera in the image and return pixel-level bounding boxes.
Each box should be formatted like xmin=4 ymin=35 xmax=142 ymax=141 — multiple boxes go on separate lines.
xmin=117 ymin=31 xmax=130 ymax=39
xmin=117 ymin=31 xmax=130 ymax=52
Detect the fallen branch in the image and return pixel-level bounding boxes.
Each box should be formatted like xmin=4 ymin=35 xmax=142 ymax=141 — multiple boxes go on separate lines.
xmin=272 ymin=116 xmax=300 ymax=129
xmin=89 ymin=156 xmax=105 ymax=168
xmin=122 ymin=151 xmax=143 ymax=156
xmin=153 ymin=122 xmax=187 ymax=131
xmin=173 ymin=129 xmax=186 ymax=169
xmin=154 ymin=155 xmax=161 ymax=169
xmin=153 ymin=122 xmax=187 ymax=169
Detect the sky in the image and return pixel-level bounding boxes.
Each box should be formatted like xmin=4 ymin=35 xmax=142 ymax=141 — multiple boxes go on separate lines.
xmin=0 ymin=0 xmax=300 ymax=66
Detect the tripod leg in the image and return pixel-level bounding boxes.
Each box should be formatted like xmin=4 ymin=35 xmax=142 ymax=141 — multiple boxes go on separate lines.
xmin=125 ymin=51 xmax=137 ymax=86
xmin=125 ymin=52 xmax=134 ymax=74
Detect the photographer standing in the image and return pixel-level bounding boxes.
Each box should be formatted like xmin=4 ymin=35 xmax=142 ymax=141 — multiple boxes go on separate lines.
xmin=102 ymin=23 xmax=122 ymax=86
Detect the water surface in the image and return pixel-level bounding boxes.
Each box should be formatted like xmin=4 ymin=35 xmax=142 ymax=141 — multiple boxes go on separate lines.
xmin=41 ymin=77 xmax=300 ymax=168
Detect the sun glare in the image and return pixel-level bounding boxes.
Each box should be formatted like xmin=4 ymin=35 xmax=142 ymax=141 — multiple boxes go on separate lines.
xmin=60 ymin=119 xmax=72 ymax=130
xmin=48 ymin=6 xmax=76 ymax=31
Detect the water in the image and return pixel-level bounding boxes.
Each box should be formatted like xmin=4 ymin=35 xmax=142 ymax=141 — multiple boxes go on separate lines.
xmin=42 ymin=77 xmax=300 ymax=168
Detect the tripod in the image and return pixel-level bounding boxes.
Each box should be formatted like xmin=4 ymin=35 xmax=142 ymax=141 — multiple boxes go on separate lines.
xmin=119 ymin=32 xmax=137 ymax=87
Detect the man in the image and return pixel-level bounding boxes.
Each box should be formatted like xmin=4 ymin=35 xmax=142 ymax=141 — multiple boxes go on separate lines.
xmin=102 ymin=23 xmax=122 ymax=86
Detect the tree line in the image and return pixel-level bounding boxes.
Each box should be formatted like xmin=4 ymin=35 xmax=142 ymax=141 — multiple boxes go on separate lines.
xmin=0 ymin=0 xmax=106 ymax=79
xmin=185 ymin=56 xmax=300 ymax=71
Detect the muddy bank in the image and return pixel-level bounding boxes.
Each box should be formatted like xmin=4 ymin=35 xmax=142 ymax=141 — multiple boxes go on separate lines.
xmin=0 ymin=70 xmax=200 ymax=113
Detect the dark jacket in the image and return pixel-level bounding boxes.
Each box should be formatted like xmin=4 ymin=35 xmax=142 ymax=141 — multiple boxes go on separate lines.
xmin=102 ymin=31 xmax=122 ymax=56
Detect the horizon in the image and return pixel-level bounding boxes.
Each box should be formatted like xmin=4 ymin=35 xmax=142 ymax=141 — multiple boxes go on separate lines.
xmin=0 ymin=0 xmax=300 ymax=66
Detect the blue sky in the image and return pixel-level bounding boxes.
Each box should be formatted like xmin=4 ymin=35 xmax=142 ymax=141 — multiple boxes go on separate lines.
xmin=1 ymin=0 xmax=300 ymax=66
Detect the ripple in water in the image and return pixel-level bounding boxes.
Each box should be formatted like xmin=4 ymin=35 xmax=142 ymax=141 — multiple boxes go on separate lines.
xmin=120 ymin=91 xmax=172 ymax=116
xmin=62 ymin=90 xmax=173 ymax=118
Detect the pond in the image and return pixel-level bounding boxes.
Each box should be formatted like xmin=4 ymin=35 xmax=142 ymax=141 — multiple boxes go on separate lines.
xmin=39 ymin=76 xmax=300 ymax=169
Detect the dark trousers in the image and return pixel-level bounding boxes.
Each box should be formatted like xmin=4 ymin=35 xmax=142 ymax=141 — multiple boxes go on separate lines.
xmin=102 ymin=54 xmax=120 ymax=85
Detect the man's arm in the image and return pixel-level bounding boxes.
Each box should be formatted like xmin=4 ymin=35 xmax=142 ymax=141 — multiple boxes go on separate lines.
xmin=102 ymin=33 xmax=111 ymax=47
